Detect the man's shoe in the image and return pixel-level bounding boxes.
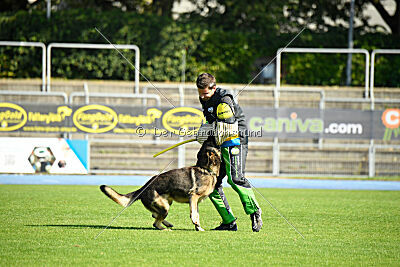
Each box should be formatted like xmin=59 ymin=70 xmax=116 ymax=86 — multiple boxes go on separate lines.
xmin=212 ymin=221 xmax=237 ymax=231
xmin=250 ymin=208 xmax=263 ymax=232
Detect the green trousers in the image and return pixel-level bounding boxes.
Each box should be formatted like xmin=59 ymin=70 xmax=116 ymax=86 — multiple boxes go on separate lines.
xmin=209 ymin=145 xmax=259 ymax=224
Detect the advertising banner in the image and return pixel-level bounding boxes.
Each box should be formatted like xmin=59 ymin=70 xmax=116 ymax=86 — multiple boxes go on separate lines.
xmin=246 ymin=108 xmax=370 ymax=139
xmin=0 ymin=102 xmax=399 ymax=141
xmin=0 ymin=138 xmax=88 ymax=174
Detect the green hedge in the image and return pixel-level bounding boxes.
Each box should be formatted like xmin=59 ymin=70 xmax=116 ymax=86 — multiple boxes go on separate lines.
xmin=0 ymin=9 xmax=256 ymax=83
xmin=0 ymin=9 xmax=399 ymax=86
xmin=282 ymin=30 xmax=400 ymax=87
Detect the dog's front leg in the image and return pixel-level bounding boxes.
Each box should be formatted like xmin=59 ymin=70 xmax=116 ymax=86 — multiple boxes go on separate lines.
xmin=189 ymin=195 xmax=204 ymax=231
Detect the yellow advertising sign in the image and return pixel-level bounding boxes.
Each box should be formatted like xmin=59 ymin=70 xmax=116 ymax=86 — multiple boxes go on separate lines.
xmin=162 ymin=107 xmax=205 ymax=135
xmin=28 ymin=106 xmax=72 ymax=124
xmin=73 ymin=105 xmax=118 ymax=133
xmin=118 ymin=108 xmax=162 ymax=126
xmin=0 ymin=103 xmax=27 ymax=131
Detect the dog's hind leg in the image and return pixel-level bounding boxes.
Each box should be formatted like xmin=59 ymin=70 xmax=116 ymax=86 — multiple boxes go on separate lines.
xmin=189 ymin=195 xmax=204 ymax=231
xmin=152 ymin=212 xmax=169 ymax=231
xmin=162 ymin=220 xmax=174 ymax=228
xmin=152 ymin=213 xmax=174 ymax=228
xmin=151 ymin=213 xmax=165 ymax=230
xmin=150 ymin=194 xmax=171 ymax=231
xmin=162 ymin=199 xmax=174 ymax=227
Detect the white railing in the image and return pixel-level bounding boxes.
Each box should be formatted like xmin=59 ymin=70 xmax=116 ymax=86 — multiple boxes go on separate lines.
xmin=370 ymin=49 xmax=400 ymax=109
xmin=0 ymin=90 xmax=68 ymax=103
xmin=0 ymin=41 xmax=47 ymax=91
xmin=2 ymin=43 xmax=399 ymax=104
xmin=276 ymin=48 xmax=370 ymax=107
xmin=47 ymin=43 xmax=140 ymax=93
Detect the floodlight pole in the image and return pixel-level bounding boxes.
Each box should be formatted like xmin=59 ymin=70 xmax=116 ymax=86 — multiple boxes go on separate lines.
xmin=178 ymin=48 xmax=187 ymax=168
xmin=346 ymin=0 xmax=355 ymax=86
xmin=47 ymin=0 xmax=51 ymax=19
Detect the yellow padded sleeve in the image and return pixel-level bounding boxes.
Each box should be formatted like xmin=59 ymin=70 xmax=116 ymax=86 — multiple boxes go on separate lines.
xmin=216 ymin=103 xmax=234 ymax=119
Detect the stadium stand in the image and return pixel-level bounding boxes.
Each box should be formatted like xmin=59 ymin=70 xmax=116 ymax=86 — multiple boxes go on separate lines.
xmin=1 ymin=78 xmax=399 ymax=177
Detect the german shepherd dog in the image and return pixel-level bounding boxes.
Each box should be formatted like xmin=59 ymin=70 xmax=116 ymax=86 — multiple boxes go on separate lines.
xmin=100 ymin=140 xmax=221 ymax=231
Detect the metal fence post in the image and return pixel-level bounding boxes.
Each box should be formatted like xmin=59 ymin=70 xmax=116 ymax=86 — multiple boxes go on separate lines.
xmin=275 ymin=52 xmax=281 ymax=109
xmin=273 ymin=137 xmax=280 ymax=176
xmin=319 ymin=90 xmax=326 ymax=149
xmin=84 ymin=82 xmax=89 ymax=142
xmin=83 ymin=83 xmax=91 ymax=173
xmin=178 ymin=85 xmax=185 ymax=168
xmin=369 ymin=139 xmax=375 ymax=177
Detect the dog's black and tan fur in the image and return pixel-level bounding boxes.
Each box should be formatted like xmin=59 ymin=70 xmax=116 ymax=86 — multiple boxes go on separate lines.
xmin=100 ymin=141 xmax=221 ymax=231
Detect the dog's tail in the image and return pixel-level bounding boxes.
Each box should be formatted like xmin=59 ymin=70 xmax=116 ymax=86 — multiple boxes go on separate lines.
xmin=100 ymin=185 xmax=141 ymax=207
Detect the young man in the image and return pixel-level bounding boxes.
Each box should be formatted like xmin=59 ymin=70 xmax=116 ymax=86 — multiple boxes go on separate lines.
xmin=195 ymin=73 xmax=263 ymax=232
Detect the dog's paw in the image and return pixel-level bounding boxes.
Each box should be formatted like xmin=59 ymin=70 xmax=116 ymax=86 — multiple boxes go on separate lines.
xmin=162 ymin=220 xmax=174 ymax=228
xmin=196 ymin=226 xmax=205 ymax=231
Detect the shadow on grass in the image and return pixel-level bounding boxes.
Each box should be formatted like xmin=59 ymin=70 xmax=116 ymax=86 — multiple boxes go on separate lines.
xmin=25 ymin=224 xmax=194 ymax=231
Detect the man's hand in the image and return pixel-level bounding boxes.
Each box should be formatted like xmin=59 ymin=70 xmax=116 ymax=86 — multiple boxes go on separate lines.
xmin=196 ymin=123 xmax=214 ymax=144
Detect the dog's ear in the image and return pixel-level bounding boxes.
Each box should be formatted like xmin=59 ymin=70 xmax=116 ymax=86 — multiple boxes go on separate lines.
xmin=209 ymin=152 xmax=216 ymax=166
xmin=207 ymin=148 xmax=221 ymax=166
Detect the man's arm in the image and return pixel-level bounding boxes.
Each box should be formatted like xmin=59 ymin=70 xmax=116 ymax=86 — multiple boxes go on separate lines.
xmin=216 ymin=96 xmax=236 ymax=123
xmin=215 ymin=96 xmax=238 ymax=146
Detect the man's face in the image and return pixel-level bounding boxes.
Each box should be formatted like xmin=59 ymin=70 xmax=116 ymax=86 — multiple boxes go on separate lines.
xmin=198 ymin=85 xmax=216 ymax=101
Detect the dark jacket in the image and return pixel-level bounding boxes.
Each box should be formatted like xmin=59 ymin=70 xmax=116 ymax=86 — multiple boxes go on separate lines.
xmin=199 ymin=88 xmax=248 ymax=144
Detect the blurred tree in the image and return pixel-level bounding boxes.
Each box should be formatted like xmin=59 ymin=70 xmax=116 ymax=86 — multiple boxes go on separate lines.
xmin=3 ymin=1 xmax=398 ymax=35
xmin=0 ymin=0 xmax=35 ymax=11
xmin=184 ymin=0 xmax=285 ymax=34
xmin=0 ymin=0 xmax=179 ymax=17
xmin=185 ymin=0 xmax=399 ymax=35
xmin=284 ymin=0 xmax=399 ymax=35
xmin=368 ymin=0 xmax=400 ymax=35
xmin=139 ymin=0 xmax=176 ymax=16
xmin=284 ymin=0 xmax=372 ymax=32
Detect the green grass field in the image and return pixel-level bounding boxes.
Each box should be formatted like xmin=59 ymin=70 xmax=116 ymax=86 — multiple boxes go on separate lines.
xmin=0 ymin=184 xmax=399 ymax=266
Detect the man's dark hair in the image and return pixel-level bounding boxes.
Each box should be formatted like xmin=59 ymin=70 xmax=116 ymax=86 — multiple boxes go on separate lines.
xmin=196 ymin=73 xmax=216 ymax=89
